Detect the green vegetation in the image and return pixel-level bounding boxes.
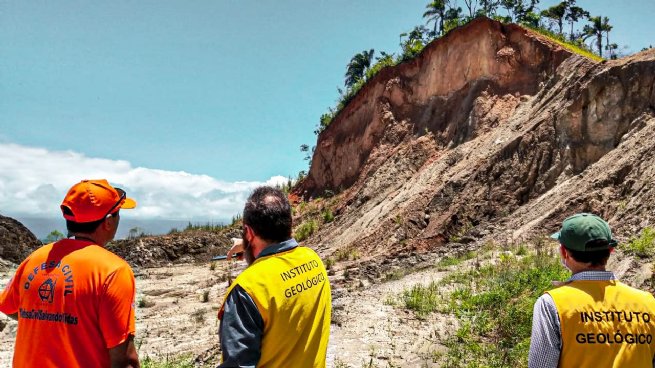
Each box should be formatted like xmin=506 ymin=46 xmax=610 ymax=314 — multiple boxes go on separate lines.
xmin=137 ymin=297 xmax=155 ymax=308
xmin=436 ymin=251 xmax=476 ymax=269
xmin=294 ymin=219 xmax=318 ymax=242
xmin=182 ymin=222 xmax=229 ymax=232
xmin=334 ymin=247 xmax=361 ymax=262
xmin=624 ymin=227 xmax=655 ymax=258
xmin=44 ymin=229 xmax=64 ymax=243
xmin=127 ymin=227 xmax=149 ymax=240
xmin=201 ymin=290 xmax=210 ymax=303
xmin=400 ymin=247 xmax=569 ymax=366
xmin=292 ymin=196 xmax=339 ymax=242
xmin=384 ymin=268 xmax=405 ymax=281
xmin=324 ymin=257 xmax=335 ymax=270
xmin=322 ymin=209 xmax=335 ymax=223
xmin=527 ymin=24 xmax=602 ymax=61
xmin=141 ymin=354 xmax=195 ymax=368
xmin=402 ymin=282 xmax=443 ymax=318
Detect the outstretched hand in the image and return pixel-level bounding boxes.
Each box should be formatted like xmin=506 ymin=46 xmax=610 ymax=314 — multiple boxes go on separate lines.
xmin=226 ymin=238 xmax=244 ymax=261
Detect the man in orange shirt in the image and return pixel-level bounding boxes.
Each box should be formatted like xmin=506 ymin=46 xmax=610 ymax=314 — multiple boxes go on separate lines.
xmin=0 ymin=179 xmax=140 ymax=367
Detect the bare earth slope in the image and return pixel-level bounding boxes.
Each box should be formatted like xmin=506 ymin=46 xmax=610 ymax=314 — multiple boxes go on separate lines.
xmin=297 ymin=17 xmax=655 ymax=280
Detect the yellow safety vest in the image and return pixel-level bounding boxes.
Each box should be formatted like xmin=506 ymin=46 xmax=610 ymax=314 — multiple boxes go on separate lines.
xmin=547 ymin=280 xmax=655 ymax=368
xmin=219 ymin=246 xmax=331 ymax=368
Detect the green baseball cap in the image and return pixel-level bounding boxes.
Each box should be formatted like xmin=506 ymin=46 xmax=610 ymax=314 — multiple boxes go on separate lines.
xmin=550 ymin=213 xmax=618 ymax=251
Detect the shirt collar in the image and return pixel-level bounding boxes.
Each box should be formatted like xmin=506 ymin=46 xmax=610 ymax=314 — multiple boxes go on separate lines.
xmin=256 ymin=238 xmax=298 ymax=259
xmin=568 ymin=270 xmax=616 ymax=282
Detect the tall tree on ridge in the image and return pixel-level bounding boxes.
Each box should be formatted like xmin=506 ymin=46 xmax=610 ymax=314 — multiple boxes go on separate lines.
xmin=500 ymin=0 xmax=538 ymax=23
xmin=463 ymin=0 xmax=479 ymax=18
xmin=344 ymin=49 xmax=375 ymax=87
xmin=583 ymin=16 xmax=611 ymax=57
xmin=541 ymin=1 xmax=568 ymax=34
xmin=479 ymin=0 xmax=500 ymax=17
xmin=603 ymin=19 xmax=615 ymax=58
xmin=423 ymin=0 xmax=448 ymax=37
xmin=565 ymin=3 xmax=589 ymax=41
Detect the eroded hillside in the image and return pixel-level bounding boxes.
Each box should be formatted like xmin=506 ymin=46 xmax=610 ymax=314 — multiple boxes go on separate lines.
xmin=296 ymin=17 xmax=655 ymax=281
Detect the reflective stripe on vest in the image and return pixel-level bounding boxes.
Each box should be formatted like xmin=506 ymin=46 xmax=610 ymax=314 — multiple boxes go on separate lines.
xmin=547 ymin=280 xmax=655 ymax=368
xmin=219 ymin=246 xmax=332 ymax=368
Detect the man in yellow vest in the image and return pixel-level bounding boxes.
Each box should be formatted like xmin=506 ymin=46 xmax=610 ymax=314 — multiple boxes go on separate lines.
xmin=217 ymin=186 xmax=332 ymax=367
xmin=528 ymin=213 xmax=655 ymax=367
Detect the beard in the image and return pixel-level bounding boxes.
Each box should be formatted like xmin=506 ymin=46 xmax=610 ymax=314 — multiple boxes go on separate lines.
xmin=243 ymin=236 xmax=256 ymax=265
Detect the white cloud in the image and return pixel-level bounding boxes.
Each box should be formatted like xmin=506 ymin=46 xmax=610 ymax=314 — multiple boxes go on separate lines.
xmin=0 ymin=143 xmax=288 ymax=221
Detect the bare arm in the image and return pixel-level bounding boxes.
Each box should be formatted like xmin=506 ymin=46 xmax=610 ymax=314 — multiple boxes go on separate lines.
xmin=108 ymin=335 xmax=139 ymax=368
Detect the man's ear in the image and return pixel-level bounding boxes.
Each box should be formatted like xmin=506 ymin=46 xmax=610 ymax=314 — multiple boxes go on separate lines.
xmin=243 ymin=224 xmax=254 ymax=243
xmin=102 ymin=216 xmax=114 ymax=231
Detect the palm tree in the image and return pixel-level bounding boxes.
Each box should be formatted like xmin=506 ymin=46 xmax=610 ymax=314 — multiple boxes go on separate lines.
xmin=344 ymin=49 xmax=375 ymax=87
xmin=604 ymin=21 xmax=615 ymax=58
xmin=443 ymin=6 xmax=463 ymax=31
xmin=583 ymin=16 xmax=611 ymax=57
xmin=423 ymin=0 xmax=448 ymax=37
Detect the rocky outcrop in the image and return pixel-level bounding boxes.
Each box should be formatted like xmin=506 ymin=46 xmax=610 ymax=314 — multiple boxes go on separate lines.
xmin=107 ymin=230 xmax=237 ymax=268
xmin=0 ymin=215 xmax=41 ymax=265
xmin=294 ymin=17 xmax=655 ymax=277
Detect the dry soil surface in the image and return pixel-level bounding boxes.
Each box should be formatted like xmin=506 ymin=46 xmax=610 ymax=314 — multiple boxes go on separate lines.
xmin=0 ymin=258 xmax=461 ymax=367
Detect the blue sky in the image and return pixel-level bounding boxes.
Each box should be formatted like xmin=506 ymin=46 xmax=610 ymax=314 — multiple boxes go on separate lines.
xmin=1 ymin=0 xmax=653 ymax=223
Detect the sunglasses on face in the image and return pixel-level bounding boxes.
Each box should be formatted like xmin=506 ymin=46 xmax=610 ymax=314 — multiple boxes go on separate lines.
xmin=104 ymin=187 xmax=126 ymax=218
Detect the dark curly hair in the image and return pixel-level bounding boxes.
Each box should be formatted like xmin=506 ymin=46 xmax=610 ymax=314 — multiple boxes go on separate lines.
xmin=243 ymin=186 xmax=292 ymax=243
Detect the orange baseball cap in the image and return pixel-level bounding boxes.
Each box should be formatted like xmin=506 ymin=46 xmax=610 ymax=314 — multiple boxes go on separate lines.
xmin=60 ymin=179 xmax=137 ymax=223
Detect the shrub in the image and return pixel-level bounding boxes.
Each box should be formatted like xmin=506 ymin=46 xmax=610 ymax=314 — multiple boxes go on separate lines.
xmin=322 ymin=209 xmax=334 ymax=223
xmin=201 ymin=290 xmax=210 ymax=303
xmin=191 ymin=308 xmax=206 ymax=324
xmin=295 ymin=220 xmax=318 ymax=242
xmin=625 ymin=227 xmax=655 ymax=258
xmin=137 ymin=297 xmax=155 ymax=308
xmin=324 ymin=257 xmax=335 ymax=270
xmin=334 ymin=247 xmax=360 ymax=262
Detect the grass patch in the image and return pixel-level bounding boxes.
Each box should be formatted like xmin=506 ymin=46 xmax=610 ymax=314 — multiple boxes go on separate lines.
xmin=624 ymin=227 xmax=655 ymax=258
xmin=334 ymin=247 xmax=361 ymax=262
xmin=527 ymin=26 xmax=603 ymax=62
xmin=401 ymin=282 xmax=444 ymax=318
xmin=384 ymin=268 xmax=405 ymax=281
xmin=436 ymin=251 xmax=476 ymax=269
xmin=141 ymin=354 xmax=195 ymax=368
xmin=439 ymin=252 xmax=569 ymax=367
